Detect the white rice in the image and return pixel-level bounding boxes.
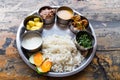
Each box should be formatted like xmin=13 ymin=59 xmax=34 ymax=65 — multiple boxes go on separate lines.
xmin=42 ymin=34 xmax=84 ymax=72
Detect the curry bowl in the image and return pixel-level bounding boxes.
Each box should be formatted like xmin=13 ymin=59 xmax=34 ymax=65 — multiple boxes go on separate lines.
xmin=21 ymin=31 xmax=43 ymax=52
xmin=70 ymin=15 xmax=89 ymax=34
xmin=74 ymin=31 xmax=95 ymax=51
xmin=38 ymin=6 xmax=56 ymax=24
xmin=23 ymin=15 xmax=43 ymax=32
xmin=56 ymin=6 xmax=74 ymax=25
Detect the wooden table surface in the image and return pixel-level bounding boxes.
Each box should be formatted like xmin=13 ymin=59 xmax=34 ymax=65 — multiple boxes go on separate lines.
xmin=0 ymin=0 xmax=120 ymax=80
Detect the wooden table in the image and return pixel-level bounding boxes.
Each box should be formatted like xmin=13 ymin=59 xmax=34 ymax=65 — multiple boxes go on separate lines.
xmin=0 ymin=0 xmax=120 ymax=80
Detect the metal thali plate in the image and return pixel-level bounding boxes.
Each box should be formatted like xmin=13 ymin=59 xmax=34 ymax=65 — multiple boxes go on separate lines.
xmin=16 ymin=6 xmax=97 ymax=77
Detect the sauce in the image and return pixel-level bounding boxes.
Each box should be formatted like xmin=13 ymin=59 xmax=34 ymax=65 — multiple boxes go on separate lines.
xmin=57 ymin=10 xmax=73 ymax=20
xmin=22 ymin=33 xmax=42 ymax=50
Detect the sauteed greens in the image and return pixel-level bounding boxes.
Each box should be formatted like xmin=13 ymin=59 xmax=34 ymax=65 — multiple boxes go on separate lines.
xmin=76 ymin=34 xmax=92 ymax=48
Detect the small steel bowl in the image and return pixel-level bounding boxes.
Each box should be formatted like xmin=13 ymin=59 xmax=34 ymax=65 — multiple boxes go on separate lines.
xmin=24 ymin=15 xmax=43 ymax=32
xmin=74 ymin=31 xmax=95 ymax=51
xmin=38 ymin=6 xmax=56 ymax=24
xmin=21 ymin=31 xmax=43 ymax=52
xmin=56 ymin=6 xmax=74 ymax=25
xmin=70 ymin=15 xmax=89 ymax=34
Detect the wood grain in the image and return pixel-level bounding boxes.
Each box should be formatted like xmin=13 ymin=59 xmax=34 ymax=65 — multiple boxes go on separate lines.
xmin=0 ymin=0 xmax=120 ymax=80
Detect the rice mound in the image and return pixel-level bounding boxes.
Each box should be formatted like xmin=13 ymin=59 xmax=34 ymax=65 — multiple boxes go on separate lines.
xmin=42 ymin=34 xmax=84 ymax=72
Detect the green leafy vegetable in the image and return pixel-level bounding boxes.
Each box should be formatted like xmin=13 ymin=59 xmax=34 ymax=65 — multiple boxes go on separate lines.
xmin=77 ymin=34 xmax=92 ymax=48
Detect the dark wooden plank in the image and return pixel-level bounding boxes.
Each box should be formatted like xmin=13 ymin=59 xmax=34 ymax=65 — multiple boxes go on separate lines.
xmin=90 ymin=20 xmax=120 ymax=51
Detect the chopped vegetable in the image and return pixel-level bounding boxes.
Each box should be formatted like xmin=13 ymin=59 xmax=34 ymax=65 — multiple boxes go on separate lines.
xmin=28 ymin=21 xmax=35 ymax=27
xmin=35 ymin=22 xmax=43 ymax=28
xmin=26 ymin=25 xmax=31 ymax=30
xmin=72 ymin=15 xmax=88 ymax=30
xmin=36 ymin=59 xmax=52 ymax=73
xmin=29 ymin=52 xmax=52 ymax=74
xmin=34 ymin=52 xmax=44 ymax=66
xmin=36 ymin=67 xmax=44 ymax=74
xmin=34 ymin=18 xmax=40 ymax=22
xmin=41 ymin=59 xmax=52 ymax=72
xmin=26 ymin=17 xmax=43 ymax=30
xmin=40 ymin=8 xmax=56 ymax=19
xmin=77 ymin=34 xmax=92 ymax=48
xmin=29 ymin=55 xmax=34 ymax=64
xmin=29 ymin=52 xmax=44 ymax=66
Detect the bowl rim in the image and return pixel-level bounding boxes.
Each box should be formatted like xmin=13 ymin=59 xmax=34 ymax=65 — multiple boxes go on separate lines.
xmin=23 ymin=15 xmax=43 ymax=31
xmin=56 ymin=6 xmax=74 ymax=20
xmin=21 ymin=31 xmax=43 ymax=51
xmin=38 ymin=6 xmax=56 ymax=24
xmin=71 ymin=15 xmax=89 ymax=28
xmin=75 ymin=30 xmax=95 ymax=50
xmin=38 ymin=6 xmax=53 ymax=13
xmin=70 ymin=15 xmax=90 ymax=34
